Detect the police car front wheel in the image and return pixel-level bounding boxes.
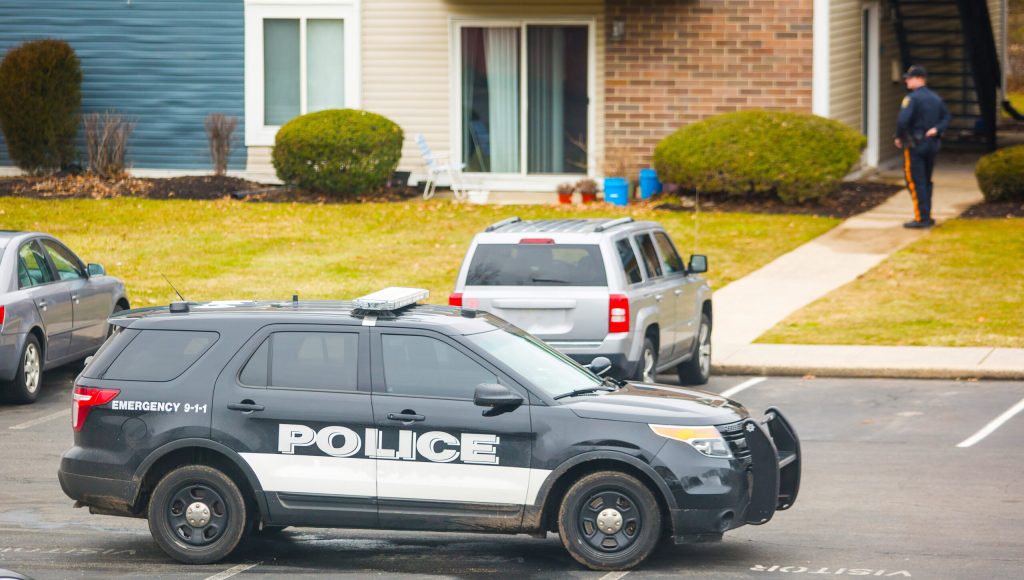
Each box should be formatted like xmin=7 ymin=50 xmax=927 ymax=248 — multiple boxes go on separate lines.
xmin=557 ymin=471 xmax=662 ymax=571
xmin=147 ymin=465 xmax=248 ymax=564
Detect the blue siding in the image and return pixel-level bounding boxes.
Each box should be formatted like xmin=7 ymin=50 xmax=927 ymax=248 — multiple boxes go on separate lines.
xmin=0 ymin=0 xmax=245 ymax=170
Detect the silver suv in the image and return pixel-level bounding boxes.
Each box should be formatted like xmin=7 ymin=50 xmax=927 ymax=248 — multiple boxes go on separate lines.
xmin=450 ymin=217 xmax=712 ymax=384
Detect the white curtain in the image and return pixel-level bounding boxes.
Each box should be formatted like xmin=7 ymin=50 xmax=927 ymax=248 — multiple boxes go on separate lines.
xmin=528 ymin=27 xmax=565 ymax=173
xmin=484 ymin=28 xmax=520 ymax=173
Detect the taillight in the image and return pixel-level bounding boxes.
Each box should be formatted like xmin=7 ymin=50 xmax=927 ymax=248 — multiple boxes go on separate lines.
xmin=449 ymin=293 xmax=463 ymax=307
xmin=609 ymin=294 xmax=630 ymax=333
xmin=72 ymin=386 xmax=120 ymax=432
xmin=0 ymin=305 xmax=5 ymax=331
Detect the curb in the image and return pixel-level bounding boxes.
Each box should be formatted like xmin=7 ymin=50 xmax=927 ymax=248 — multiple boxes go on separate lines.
xmin=712 ymin=363 xmax=1024 ymax=381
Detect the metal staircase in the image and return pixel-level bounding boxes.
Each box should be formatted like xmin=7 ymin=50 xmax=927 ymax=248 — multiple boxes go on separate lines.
xmin=891 ymin=0 xmax=1003 ymax=150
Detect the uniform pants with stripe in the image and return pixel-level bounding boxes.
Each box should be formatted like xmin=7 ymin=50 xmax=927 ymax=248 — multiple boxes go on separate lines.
xmin=902 ymin=138 xmax=938 ymax=222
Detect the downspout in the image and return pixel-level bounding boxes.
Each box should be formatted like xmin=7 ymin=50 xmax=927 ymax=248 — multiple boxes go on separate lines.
xmin=812 ymin=0 xmax=830 ymax=117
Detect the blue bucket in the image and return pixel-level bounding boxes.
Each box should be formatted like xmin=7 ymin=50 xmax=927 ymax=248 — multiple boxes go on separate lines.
xmin=639 ymin=168 xmax=662 ymax=199
xmin=603 ymin=177 xmax=629 ymax=206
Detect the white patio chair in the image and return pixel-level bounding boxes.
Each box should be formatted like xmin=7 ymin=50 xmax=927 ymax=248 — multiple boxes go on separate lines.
xmin=415 ymin=133 xmax=468 ymax=201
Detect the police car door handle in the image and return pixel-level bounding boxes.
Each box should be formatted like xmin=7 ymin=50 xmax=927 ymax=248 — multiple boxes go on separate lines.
xmin=387 ymin=412 xmax=425 ymax=422
xmin=227 ymin=401 xmax=265 ymax=413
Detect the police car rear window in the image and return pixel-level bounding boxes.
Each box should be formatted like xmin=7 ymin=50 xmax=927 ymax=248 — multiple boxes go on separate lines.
xmin=466 ymin=244 xmax=607 ymax=286
xmin=101 ymin=330 xmax=218 ymax=382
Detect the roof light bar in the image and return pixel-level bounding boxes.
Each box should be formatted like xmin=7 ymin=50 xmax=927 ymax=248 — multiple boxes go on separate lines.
xmin=353 ymin=287 xmax=429 ymax=312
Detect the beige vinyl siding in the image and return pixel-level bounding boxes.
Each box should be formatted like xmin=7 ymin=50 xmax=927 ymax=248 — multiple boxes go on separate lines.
xmin=878 ymin=1 xmax=904 ymax=164
xmin=829 ymin=0 xmax=863 ymax=132
xmin=361 ymin=0 xmax=605 ymax=176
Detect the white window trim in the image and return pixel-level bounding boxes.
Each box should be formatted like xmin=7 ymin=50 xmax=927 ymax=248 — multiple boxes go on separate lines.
xmin=448 ymin=17 xmax=597 ymax=190
xmin=811 ymin=0 xmax=829 ymax=117
xmin=863 ymin=2 xmax=881 ymax=168
xmin=244 ymin=0 xmax=361 ymax=147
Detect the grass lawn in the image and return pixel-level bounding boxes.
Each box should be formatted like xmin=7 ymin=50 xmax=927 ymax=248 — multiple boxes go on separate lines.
xmin=0 ymin=198 xmax=837 ymax=307
xmin=1005 ymin=92 xmax=1024 ymax=117
xmin=760 ymin=218 xmax=1024 ymax=348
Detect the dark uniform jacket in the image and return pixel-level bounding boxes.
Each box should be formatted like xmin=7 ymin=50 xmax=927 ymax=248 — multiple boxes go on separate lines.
xmin=896 ymin=86 xmax=952 ymax=144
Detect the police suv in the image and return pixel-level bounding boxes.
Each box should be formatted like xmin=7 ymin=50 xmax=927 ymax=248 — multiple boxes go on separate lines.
xmin=59 ymin=288 xmax=800 ymax=571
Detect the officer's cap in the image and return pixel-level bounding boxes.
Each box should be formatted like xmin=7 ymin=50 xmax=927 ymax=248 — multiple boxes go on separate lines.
xmin=903 ymin=65 xmax=928 ymax=79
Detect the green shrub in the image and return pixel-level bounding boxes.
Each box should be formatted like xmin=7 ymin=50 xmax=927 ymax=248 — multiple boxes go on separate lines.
xmin=653 ymin=111 xmax=866 ymax=203
xmin=272 ymin=109 xmax=403 ymax=196
xmin=975 ymin=145 xmax=1024 ymax=202
xmin=0 ymin=39 xmax=82 ymax=174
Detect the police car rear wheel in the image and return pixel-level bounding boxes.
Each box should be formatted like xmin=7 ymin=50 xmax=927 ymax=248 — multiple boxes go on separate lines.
xmin=558 ymin=471 xmax=662 ymax=571
xmin=148 ymin=465 xmax=247 ymax=564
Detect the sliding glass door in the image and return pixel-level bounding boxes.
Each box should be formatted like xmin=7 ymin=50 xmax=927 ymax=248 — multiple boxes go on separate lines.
xmin=460 ymin=23 xmax=589 ymax=175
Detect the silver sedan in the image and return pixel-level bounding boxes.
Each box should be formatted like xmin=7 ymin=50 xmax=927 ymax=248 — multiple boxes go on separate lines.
xmin=0 ymin=231 xmax=129 ymax=404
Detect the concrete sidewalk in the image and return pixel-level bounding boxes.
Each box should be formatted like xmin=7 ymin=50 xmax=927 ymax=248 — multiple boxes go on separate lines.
xmin=710 ymin=163 xmax=1024 ymax=380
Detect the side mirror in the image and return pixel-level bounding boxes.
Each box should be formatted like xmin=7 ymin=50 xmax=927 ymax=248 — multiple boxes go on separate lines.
xmin=473 ymin=383 xmax=524 ymax=408
xmin=688 ymin=255 xmax=708 ymax=274
xmin=587 ymin=356 xmax=612 ymax=377
xmin=87 ymin=263 xmax=106 ymax=277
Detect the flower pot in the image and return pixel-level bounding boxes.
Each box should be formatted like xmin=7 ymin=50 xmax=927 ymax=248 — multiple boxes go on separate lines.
xmin=581 ymin=193 xmax=597 ymax=204
xmin=558 ymin=193 xmax=573 ymax=204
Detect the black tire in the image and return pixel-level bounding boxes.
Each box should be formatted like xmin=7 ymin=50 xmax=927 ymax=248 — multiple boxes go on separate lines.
xmin=677 ymin=314 xmax=711 ymax=386
xmin=557 ymin=471 xmax=662 ymax=571
xmin=147 ymin=465 xmax=248 ymax=564
xmin=4 ymin=334 xmax=42 ymax=404
xmin=633 ymin=337 xmax=657 ymax=383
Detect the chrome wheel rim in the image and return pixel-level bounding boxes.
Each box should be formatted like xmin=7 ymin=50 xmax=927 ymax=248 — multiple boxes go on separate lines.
xmin=698 ymin=322 xmax=711 ymax=377
xmin=23 ymin=344 xmax=40 ymax=394
xmin=642 ymin=347 xmax=655 ymax=383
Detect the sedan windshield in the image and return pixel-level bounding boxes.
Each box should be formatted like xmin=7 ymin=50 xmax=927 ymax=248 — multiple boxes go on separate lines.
xmin=466 ymin=327 xmax=604 ymax=398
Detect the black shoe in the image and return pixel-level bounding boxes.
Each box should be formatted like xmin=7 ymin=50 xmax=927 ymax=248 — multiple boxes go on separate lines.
xmin=903 ymin=220 xmax=930 ymax=229
xmin=922 ymin=218 xmax=935 ymax=227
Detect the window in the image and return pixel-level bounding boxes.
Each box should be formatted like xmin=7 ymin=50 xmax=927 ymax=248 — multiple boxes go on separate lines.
xmin=653 ymin=232 xmax=685 ymax=275
xmin=466 ymin=244 xmax=606 ymax=286
xmin=636 ymin=234 xmax=663 ymax=279
xmin=18 ymin=242 xmax=54 ymax=288
xmin=459 ymin=22 xmax=591 ymax=175
xmin=41 ymin=240 xmax=85 ymax=281
xmin=615 ymin=239 xmax=643 ymax=284
xmin=381 ymin=334 xmax=496 ymax=399
xmin=245 ymin=2 xmax=360 ymax=146
xmin=239 ymin=332 xmax=359 ymax=392
xmin=103 ymin=330 xmax=218 ymax=382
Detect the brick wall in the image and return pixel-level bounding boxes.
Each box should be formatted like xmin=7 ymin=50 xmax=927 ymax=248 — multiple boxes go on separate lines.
xmin=605 ymin=0 xmax=814 ymax=172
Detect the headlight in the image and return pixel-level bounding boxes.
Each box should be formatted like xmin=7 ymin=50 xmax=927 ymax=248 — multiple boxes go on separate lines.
xmin=649 ymin=424 xmax=732 ymax=459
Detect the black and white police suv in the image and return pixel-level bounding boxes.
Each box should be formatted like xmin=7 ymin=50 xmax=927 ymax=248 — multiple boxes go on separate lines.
xmin=58 ymin=288 xmax=801 ymax=571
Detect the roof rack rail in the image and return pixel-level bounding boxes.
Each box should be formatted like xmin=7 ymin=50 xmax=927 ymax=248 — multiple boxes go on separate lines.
xmin=594 ymin=217 xmax=634 ymax=232
xmin=485 ymin=216 xmax=522 ymax=232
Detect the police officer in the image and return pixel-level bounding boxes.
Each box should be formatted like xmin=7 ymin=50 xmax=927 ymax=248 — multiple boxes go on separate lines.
xmin=895 ymin=65 xmax=951 ymax=229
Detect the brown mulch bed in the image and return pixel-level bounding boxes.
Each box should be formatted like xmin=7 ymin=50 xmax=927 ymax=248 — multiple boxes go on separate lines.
xmin=0 ymin=174 xmax=420 ymax=203
xmin=960 ymin=199 xmax=1024 ymax=218
xmin=650 ymin=180 xmax=904 ymax=218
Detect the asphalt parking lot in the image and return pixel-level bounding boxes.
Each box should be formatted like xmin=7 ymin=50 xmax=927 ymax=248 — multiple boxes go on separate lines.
xmin=1 ymin=367 xmax=1021 ymax=580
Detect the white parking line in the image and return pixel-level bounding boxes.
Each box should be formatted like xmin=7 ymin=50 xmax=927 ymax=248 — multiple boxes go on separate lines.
xmin=8 ymin=409 xmax=67 ymax=431
xmin=956 ymin=396 xmax=1024 ymax=448
xmin=204 ymin=562 xmax=261 ymax=580
xmin=597 ymin=572 xmax=630 ymax=580
xmin=720 ymin=376 xmax=767 ymax=399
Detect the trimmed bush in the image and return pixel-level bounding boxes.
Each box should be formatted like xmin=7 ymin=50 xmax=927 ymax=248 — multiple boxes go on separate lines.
xmin=0 ymin=39 xmax=82 ymax=174
xmin=653 ymin=111 xmax=866 ymax=203
xmin=975 ymin=145 xmax=1024 ymax=202
xmin=272 ymin=109 xmax=403 ymax=196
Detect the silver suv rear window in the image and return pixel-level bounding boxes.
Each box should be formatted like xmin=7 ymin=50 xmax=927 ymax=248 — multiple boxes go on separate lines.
xmin=466 ymin=244 xmax=607 ymax=286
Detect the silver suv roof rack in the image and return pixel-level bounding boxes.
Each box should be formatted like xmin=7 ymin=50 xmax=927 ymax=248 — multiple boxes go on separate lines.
xmin=593 ymin=217 xmax=634 ymax=232
xmin=484 ymin=216 xmax=522 ymax=232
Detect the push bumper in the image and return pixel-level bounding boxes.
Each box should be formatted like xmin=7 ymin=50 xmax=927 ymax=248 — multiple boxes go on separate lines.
xmin=741 ymin=407 xmax=802 ymax=525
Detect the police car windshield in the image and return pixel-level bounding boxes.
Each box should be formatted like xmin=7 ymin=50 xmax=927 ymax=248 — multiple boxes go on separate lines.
xmin=466 ymin=328 xmax=604 ymax=398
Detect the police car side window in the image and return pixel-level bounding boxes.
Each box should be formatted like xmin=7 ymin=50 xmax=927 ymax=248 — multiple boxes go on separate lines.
xmin=240 ymin=332 xmax=358 ymax=392
xmin=381 ymin=334 xmax=496 ymax=400
xmin=103 ymin=330 xmax=219 ymax=382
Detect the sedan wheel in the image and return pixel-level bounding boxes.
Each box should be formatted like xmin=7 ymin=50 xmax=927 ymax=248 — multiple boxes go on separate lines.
xmin=4 ymin=335 xmax=42 ymax=404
